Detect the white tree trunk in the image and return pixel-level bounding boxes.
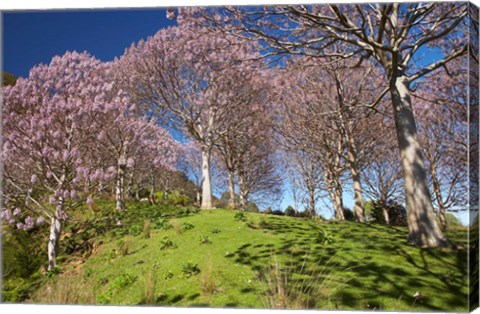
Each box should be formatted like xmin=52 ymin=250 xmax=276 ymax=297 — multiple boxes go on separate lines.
xmin=346 ymin=136 xmax=365 ymax=222
xmin=228 ymin=171 xmax=236 ymax=209
xmin=48 ymin=201 xmax=64 ymax=271
xmin=200 ymin=147 xmax=212 ymax=209
xmin=116 ymin=164 xmax=126 ymax=211
xmin=390 ymin=75 xmax=448 ymax=247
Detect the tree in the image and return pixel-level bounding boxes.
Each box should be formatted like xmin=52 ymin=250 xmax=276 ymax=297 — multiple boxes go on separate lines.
xmin=414 ymin=58 xmax=468 ymax=230
xmin=200 ymin=2 xmax=468 ymax=246
xmin=2 ymin=52 xmax=111 ymax=270
xmin=2 ymin=71 xmax=17 ymax=87
xmin=118 ymin=23 xmax=263 ymax=209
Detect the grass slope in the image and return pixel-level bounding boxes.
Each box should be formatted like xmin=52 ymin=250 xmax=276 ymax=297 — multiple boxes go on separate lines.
xmin=29 ymin=206 xmax=468 ymax=311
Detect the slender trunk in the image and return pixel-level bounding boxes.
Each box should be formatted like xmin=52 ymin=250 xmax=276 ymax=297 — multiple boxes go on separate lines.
xmin=48 ymin=200 xmax=64 ymax=271
xmin=228 ymin=171 xmax=236 ymax=209
xmin=325 ymin=171 xmax=344 ymax=221
xmin=381 ymin=197 xmax=390 ymax=226
xmin=430 ymin=162 xmax=448 ymax=230
xmin=308 ymin=185 xmax=316 ymax=217
xmin=238 ymin=174 xmax=248 ymax=211
xmin=116 ymin=164 xmax=126 ymax=211
xmin=335 ymin=74 xmax=365 ymax=222
xmin=135 ymin=188 xmax=140 ymax=201
xmin=346 ymin=136 xmax=365 ymax=222
xmin=390 ymin=74 xmax=448 ymax=247
xmin=334 ymin=179 xmax=345 ymax=221
xmin=200 ymin=147 xmax=212 ymax=209
xmin=149 ymin=177 xmax=156 ymax=205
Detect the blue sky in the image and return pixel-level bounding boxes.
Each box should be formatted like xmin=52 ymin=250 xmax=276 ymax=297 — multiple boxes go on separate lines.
xmin=3 ymin=9 xmax=176 ymax=78
xmin=2 ymin=7 xmax=471 ymax=225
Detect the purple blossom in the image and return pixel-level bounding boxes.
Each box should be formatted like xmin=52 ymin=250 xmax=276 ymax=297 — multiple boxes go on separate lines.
xmin=86 ymin=196 xmax=94 ymax=205
xmin=24 ymin=216 xmax=35 ymax=230
xmin=36 ymin=216 xmax=46 ymax=225
xmin=1 ymin=209 xmax=12 ymax=222
xmin=13 ymin=207 xmax=22 ymax=216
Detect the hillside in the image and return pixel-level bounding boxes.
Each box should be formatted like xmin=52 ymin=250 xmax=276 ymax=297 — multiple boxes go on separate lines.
xmin=17 ymin=204 xmax=469 ymax=311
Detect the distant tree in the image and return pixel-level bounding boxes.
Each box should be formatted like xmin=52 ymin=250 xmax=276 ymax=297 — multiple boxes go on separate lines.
xmin=285 ymin=206 xmax=296 ymax=217
xmin=2 ymin=72 xmax=17 ymax=87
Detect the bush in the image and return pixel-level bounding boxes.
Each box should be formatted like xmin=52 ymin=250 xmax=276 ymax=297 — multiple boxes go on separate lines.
xmin=285 ymin=206 xmax=296 ymax=217
xmin=314 ymin=230 xmax=334 ymax=245
xmin=343 ymin=208 xmax=356 ymax=221
xmin=264 ymin=207 xmax=273 ymax=215
xmin=234 ymin=212 xmax=247 ymax=222
xmin=271 ymin=210 xmax=285 ymax=216
xmin=370 ymin=200 xmax=407 ymax=226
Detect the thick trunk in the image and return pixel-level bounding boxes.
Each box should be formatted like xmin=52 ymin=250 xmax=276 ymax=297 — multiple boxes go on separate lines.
xmin=346 ymin=137 xmax=365 ymax=222
xmin=116 ymin=165 xmax=126 ymax=211
xmin=430 ymin=163 xmax=448 ymax=230
xmin=200 ymin=147 xmax=212 ymax=209
xmin=48 ymin=201 xmax=64 ymax=271
xmin=390 ymin=75 xmax=448 ymax=247
xmin=228 ymin=171 xmax=236 ymax=209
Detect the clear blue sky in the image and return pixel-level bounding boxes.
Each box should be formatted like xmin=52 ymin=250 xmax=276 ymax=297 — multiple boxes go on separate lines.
xmin=3 ymin=8 xmax=176 ymax=78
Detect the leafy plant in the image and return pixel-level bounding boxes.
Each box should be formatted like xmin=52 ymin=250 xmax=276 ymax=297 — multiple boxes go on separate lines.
xmin=111 ymin=272 xmax=137 ymax=289
xmin=211 ymin=227 xmax=221 ymax=234
xmin=159 ymin=236 xmax=177 ymax=250
xmin=129 ymin=224 xmax=142 ymax=236
xmin=152 ymin=218 xmax=172 ymax=230
xmin=181 ymin=261 xmax=200 ymax=277
xmin=182 ymin=221 xmax=195 ymax=231
xmin=199 ymin=235 xmax=212 ymax=244
xmin=314 ymin=230 xmax=334 ymax=245
xmin=234 ymin=212 xmax=247 ymax=222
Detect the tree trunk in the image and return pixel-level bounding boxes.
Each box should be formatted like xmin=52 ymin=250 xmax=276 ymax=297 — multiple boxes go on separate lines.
xmin=238 ymin=174 xmax=248 ymax=211
xmin=334 ymin=180 xmax=345 ymax=221
xmin=149 ymin=177 xmax=156 ymax=205
xmin=325 ymin=172 xmax=345 ymax=221
xmin=48 ymin=201 xmax=64 ymax=271
xmin=228 ymin=171 xmax=236 ymax=209
xmin=380 ymin=198 xmax=390 ymax=225
xmin=116 ymin=164 xmax=126 ymax=211
xmin=308 ymin=185 xmax=316 ymax=217
xmin=200 ymin=147 xmax=212 ymax=209
xmin=430 ymin=162 xmax=448 ymax=230
xmin=346 ymin=136 xmax=365 ymax=222
xmin=390 ymin=74 xmax=448 ymax=247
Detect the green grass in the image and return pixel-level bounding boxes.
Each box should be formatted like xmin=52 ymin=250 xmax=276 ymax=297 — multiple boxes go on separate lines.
xmin=26 ymin=204 xmax=469 ymax=311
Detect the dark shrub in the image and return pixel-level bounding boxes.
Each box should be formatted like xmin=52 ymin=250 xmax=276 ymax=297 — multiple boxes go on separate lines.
xmin=285 ymin=206 xmax=296 ymax=217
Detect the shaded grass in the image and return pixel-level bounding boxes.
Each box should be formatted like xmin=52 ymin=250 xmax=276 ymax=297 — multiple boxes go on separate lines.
xmin=27 ymin=205 xmax=469 ymax=311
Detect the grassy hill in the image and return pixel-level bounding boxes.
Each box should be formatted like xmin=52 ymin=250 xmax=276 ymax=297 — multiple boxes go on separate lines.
xmin=14 ymin=203 xmax=469 ymax=311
